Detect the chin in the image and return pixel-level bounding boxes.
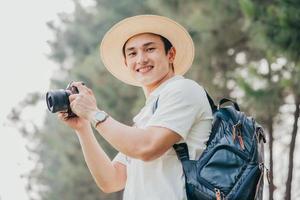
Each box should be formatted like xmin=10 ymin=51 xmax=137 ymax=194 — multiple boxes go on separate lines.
xmin=137 ymin=77 xmax=157 ymax=86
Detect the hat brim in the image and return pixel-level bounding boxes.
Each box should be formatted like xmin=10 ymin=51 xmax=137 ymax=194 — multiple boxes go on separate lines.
xmin=100 ymin=15 xmax=195 ymax=86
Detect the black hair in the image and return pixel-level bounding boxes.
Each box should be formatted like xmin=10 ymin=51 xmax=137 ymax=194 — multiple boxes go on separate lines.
xmin=122 ymin=33 xmax=173 ymax=57
xmin=160 ymin=35 xmax=173 ymax=54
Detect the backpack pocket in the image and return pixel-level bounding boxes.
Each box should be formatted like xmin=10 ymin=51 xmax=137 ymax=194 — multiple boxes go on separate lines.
xmin=227 ymin=164 xmax=262 ymax=200
xmin=196 ymin=145 xmax=249 ymax=196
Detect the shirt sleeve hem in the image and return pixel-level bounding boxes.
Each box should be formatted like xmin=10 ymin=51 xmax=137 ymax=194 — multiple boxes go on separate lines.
xmin=113 ymin=153 xmax=128 ymax=166
xmin=146 ymin=122 xmax=188 ymax=140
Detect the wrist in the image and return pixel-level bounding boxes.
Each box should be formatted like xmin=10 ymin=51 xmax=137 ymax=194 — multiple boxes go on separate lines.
xmin=90 ymin=109 xmax=109 ymax=129
xmin=75 ymin=123 xmax=93 ymax=136
xmin=88 ymin=108 xmax=101 ymax=122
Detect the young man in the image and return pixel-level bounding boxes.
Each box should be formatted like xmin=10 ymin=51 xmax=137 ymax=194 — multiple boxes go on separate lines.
xmin=58 ymin=15 xmax=213 ymax=200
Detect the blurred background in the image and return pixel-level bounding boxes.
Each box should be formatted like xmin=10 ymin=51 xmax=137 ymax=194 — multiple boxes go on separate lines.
xmin=0 ymin=0 xmax=299 ymax=199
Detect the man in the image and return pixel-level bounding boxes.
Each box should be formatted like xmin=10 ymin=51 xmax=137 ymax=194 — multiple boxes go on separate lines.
xmin=58 ymin=15 xmax=213 ymax=200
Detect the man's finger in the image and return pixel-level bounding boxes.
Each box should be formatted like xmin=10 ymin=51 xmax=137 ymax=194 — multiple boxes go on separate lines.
xmin=69 ymin=94 xmax=79 ymax=102
xmin=57 ymin=112 xmax=64 ymax=119
xmin=58 ymin=112 xmax=68 ymax=120
xmin=71 ymin=81 xmax=89 ymax=93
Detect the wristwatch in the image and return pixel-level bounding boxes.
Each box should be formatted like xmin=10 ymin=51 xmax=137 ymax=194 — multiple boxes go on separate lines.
xmin=91 ymin=110 xmax=109 ymax=128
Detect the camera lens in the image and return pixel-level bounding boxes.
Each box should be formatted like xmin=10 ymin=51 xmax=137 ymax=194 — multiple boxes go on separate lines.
xmin=46 ymin=89 xmax=70 ymax=113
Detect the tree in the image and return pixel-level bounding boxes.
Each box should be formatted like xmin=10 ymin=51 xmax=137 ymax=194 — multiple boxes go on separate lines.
xmin=239 ymin=0 xmax=300 ymax=199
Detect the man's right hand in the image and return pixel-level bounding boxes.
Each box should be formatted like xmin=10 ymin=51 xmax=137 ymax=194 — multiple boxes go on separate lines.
xmin=57 ymin=112 xmax=90 ymax=133
xmin=58 ymin=111 xmax=127 ymax=193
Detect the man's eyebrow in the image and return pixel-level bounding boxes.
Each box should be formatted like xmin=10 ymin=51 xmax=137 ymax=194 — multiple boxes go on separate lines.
xmin=125 ymin=46 xmax=135 ymax=52
xmin=143 ymin=42 xmax=155 ymax=47
xmin=125 ymin=42 xmax=156 ymax=52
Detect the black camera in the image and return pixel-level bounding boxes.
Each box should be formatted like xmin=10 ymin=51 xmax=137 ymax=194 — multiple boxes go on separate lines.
xmin=46 ymin=82 xmax=82 ymax=118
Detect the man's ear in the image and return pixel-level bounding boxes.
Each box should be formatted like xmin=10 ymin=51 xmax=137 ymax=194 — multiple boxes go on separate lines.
xmin=168 ymin=47 xmax=176 ymax=63
xmin=124 ymin=58 xmax=128 ymax=67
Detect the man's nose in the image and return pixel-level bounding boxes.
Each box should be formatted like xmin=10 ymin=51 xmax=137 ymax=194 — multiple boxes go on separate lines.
xmin=137 ymin=52 xmax=148 ymax=65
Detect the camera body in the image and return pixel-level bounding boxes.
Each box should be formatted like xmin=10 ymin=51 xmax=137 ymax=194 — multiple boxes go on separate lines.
xmin=46 ymin=82 xmax=80 ymax=118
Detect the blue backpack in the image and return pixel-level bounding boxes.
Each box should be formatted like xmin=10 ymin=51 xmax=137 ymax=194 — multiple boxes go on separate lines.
xmin=153 ymin=92 xmax=267 ymax=200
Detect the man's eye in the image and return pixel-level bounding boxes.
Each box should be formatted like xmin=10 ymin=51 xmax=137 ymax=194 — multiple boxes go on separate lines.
xmin=127 ymin=52 xmax=136 ymax=57
xmin=147 ymin=48 xmax=155 ymax=52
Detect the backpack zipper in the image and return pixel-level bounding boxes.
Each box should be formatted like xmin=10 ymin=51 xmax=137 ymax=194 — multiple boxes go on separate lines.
xmin=198 ymin=177 xmax=227 ymax=199
xmin=221 ymin=191 xmax=226 ymax=200
xmin=215 ymin=188 xmax=221 ymax=200
xmin=237 ymin=132 xmax=245 ymax=150
xmin=215 ymin=188 xmax=226 ymax=200
xmin=232 ymin=121 xmax=245 ymax=150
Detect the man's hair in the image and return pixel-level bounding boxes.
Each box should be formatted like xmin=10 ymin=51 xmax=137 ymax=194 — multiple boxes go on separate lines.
xmin=122 ymin=33 xmax=173 ymax=57
xmin=160 ymin=35 xmax=173 ymax=54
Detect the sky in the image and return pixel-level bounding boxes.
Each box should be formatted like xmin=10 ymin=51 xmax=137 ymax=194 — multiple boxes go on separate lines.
xmin=0 ymin=1 xmax=74 ymax=199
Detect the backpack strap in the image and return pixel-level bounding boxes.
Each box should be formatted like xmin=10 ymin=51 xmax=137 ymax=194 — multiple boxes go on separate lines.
xmin=254 ymin=163 xmax=265 ymax=200
xmin=152 ymin=96 xmax=160 ymax=114
xmin=152 ymin=90 xmax=215 ymax=162
xmin=205 ymin=90 xmax=217 ymax=113
xmin=218 ymin=98 xmax=240 ymax=111
xmin=173 ymin=143 xmax=190 ymax=161
xmin=205 ymin=90 xmax=240 ymax=112
xmin=153 ymin=90 xmax=217 ymax=113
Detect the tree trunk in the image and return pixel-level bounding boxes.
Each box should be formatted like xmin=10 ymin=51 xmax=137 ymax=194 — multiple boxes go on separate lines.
xmin=284 ymin=96 xmax=300 ymax=200
xmin=267 ymin=115 xmax=274 ymax=200
xmin=266 ymin=64 xmax=275 ymax=200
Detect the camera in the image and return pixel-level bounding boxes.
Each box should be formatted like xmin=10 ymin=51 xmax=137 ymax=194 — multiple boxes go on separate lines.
xmin=46 ymin=82 xmax=83 ymax=118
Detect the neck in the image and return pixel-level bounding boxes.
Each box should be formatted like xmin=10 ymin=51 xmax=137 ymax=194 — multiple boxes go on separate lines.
xmin=142 ymin=71 xmax=175 ymax=98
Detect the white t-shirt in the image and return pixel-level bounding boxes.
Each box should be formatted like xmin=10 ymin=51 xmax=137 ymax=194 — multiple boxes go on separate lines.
xmin=113 ymin=75 xmax=213 ymax=200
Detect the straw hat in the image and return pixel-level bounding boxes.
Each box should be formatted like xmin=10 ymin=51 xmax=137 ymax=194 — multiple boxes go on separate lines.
xmin=100 ymin=15 xmax=195 ymax=86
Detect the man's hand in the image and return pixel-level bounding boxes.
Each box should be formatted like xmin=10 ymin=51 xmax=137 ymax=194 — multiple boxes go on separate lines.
xmin=57 ymin=81 xmax=99 ymax=132
xmin=69 ymin=81 xmax=99 ymax=121
xmin=57 ymin=111 xmax=90 ymax=132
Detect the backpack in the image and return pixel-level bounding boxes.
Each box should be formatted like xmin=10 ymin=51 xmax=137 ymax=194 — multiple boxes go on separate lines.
xmin=153 ymin=91 xmax=267 ymax=200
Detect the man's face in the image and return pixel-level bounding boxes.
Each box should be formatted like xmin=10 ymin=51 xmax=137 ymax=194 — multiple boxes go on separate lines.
xmin=124 ymin=33 xmax=175 ymax=87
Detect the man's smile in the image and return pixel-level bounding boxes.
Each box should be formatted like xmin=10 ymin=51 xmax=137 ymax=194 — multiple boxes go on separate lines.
xmin=136 ymin=65 xmax=154 ymax=73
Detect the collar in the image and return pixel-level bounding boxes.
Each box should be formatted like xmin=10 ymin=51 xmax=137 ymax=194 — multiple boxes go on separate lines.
xmin=145 ymin=75 xmax=184 ymax=105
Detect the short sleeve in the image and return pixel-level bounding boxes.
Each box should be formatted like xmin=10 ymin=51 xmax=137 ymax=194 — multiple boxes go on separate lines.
xmin=113 ymin=152 xmax=128 ymax=165
xmin=147 ymin=80 xmax=207 ymax=140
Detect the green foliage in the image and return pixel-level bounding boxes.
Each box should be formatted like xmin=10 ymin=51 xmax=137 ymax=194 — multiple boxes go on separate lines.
xmin=237 ymin=1 xmax=300 ymax=199
xmin=239 ymin=0 xmax=255 ymax=19
xmin=235 ymin=62 xmax=284 ymax=123
xmin=236 ymin=0 xmax=299 ymax=118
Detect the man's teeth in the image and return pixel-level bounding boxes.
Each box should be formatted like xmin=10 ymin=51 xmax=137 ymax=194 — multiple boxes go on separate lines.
xmin=138 ymin=66 xmax=153 ymax=73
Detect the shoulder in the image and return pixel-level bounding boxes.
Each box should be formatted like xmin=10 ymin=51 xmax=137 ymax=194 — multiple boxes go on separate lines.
xmin=161 ymin=78 xmax=206 ymax=101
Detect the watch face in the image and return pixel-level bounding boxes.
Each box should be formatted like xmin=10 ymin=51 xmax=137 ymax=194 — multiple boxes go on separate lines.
xmin=95 ymin=111 xmax=107 ymax=121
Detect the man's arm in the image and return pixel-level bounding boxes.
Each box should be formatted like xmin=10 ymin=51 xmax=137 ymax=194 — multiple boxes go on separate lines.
xmin=69 ymin=82 xmax=182 ymax=161
xmin=93 ymin=114 xmax=182 ymax=161
xmin=75 ymin=125 xmax=127 ymax=193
